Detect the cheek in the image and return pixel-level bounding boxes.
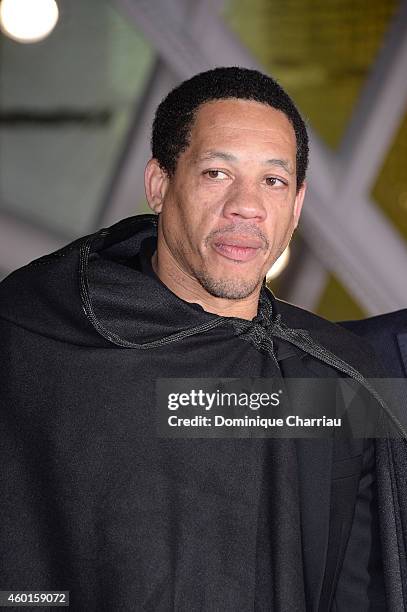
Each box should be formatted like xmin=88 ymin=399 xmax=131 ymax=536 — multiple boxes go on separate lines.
xmin=276 ymin=217 xmax=297 ymax=251
xmin=162 ymin=191 xmax=192 ymax=228
xmin=164 ymin=196 xmax=207 ymax=249
xmin=264 ymin=213 xmax=296 ymax=255
xmin=267 ymin=202 xmax=294 ymax=229
xmin=180 ymin=195 xmax=214 ymax=230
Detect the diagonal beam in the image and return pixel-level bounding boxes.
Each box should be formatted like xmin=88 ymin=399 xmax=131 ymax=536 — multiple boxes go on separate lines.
xmin=303 ymin=185 xmax=407 ymax=314
xmin=338 ymin=0 xmax=407 ymax=203
xmin=99 ymin=60 xmax=177 ymax=226
xmin=115 ymin=0 xmax=258 ymax=80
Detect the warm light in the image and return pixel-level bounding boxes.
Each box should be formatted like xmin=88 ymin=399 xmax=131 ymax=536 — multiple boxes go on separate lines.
xmin=0 ymin=0 xmax=59 ymax=43
xmin=266 ymin=246 xmax=290 ymax=281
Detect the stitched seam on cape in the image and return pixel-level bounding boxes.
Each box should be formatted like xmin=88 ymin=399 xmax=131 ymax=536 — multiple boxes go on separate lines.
xmin=271 ymin=317 xmax=407 ymax=440
xmin=80 ymin=237 xmax=228 ymax=349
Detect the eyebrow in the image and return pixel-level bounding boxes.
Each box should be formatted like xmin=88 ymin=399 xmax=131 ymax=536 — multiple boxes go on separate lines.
xmin=196 ymin=151 xmax=293 ymax=174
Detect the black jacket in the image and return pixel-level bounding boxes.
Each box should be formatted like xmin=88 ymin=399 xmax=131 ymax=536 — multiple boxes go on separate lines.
xmin=340 ymin=310 xmax=407 ymax=378
xmin=0 ymin=214 xmax=406 ymax=611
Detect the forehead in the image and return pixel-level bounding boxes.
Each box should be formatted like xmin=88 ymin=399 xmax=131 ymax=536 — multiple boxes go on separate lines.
xmin=187 ymin=98 xmax=297 ymax=156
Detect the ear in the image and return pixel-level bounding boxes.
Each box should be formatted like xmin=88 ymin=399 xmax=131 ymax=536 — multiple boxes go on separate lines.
xmin=144 ymin=158 xmax=169 ymax=214
xmin=293 ymin=181 xmax=306 ymax=229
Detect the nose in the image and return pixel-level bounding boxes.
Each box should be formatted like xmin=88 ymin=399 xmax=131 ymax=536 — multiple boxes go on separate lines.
xmin=221 ymin=179 xmax=267 ymax=222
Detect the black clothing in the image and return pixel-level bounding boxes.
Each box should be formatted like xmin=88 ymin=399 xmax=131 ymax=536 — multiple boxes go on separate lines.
xmin=0 ymin=214 xmax=405 ymax=611
xmin=339 ymin=311 xmax=407 ymax=611
xmin=340 ymin=310 xmax=407 ymax=378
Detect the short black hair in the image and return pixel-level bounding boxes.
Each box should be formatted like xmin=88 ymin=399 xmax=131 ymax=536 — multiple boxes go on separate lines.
xmin=151 ymin=66 xmax=309 ymax=191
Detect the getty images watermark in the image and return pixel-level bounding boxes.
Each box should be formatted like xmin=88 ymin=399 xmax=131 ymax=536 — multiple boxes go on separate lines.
xmin=154 ymin=378 xmax=402 ymax=439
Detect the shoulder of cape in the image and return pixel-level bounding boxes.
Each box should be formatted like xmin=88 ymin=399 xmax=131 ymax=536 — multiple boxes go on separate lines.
xmin=0 ymin=214 xmax=157 ymax=346
xmin=271 ymin=295 xmax=387 ymax=379
xmin=0 ymin=214 xmax=155 ymax=312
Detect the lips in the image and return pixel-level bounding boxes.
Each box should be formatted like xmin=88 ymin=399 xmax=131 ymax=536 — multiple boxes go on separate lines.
xmin=212 ymin=236 xmax=263 ymax=262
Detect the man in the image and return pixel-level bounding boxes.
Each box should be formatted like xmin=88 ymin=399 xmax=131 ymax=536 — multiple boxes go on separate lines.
xmin=0 ymin=67 xmax=405 ymax=611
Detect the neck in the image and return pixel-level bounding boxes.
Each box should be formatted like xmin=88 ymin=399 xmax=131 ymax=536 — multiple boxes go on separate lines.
xmin=151 ymin=250 xmax=260 ymax=321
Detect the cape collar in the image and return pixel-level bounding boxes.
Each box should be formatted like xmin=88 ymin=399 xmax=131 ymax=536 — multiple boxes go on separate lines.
xmin=82 ymin=214 xmax=284 ymax=350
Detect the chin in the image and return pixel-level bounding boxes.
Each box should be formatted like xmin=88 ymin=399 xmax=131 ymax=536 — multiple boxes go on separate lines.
xmin=197 ymin=270 xmax=261 ymax=300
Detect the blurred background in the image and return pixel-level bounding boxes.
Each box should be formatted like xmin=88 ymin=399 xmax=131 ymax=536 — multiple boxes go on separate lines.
xmin=1 ymin=0 xmax=406 ymax=320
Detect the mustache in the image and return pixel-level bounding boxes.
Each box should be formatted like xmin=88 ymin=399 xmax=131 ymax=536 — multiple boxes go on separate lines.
xmin=205 ymin=222 xmax=269 ymax=249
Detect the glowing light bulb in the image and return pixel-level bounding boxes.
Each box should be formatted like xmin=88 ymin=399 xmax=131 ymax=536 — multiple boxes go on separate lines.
xmin=0 ymin=0 xmax=59 ymax=44
xmin=266 ymin=246 xmax=290 ymax=281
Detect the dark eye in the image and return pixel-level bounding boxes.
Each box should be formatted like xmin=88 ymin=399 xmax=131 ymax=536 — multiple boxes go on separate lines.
xmin=205 ymin=170 xmax=228 ymax=180
xmin=266 ymin=177 xmax=285 ymax=187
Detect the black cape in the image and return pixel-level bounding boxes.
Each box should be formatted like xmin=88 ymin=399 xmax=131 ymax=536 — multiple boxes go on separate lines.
xmin=1 ymin=214 xmax=406 ymax=611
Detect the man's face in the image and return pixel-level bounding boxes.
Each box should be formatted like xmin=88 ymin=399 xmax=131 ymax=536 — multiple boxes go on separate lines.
xmin=148 ymin=98 xmax=306 ymax=300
